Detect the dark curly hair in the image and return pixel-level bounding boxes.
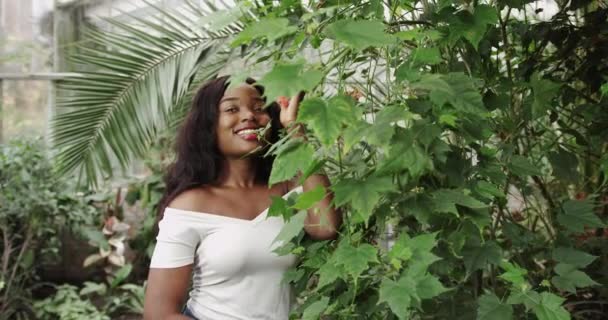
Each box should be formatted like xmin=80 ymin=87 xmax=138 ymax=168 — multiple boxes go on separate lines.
xmin=158 ymin=76 xmax=282 ymax=217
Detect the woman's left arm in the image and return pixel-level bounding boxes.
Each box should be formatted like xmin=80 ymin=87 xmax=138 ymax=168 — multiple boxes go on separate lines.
xmin=278 ymin=94 xmax=342 ymax=240
xmin=300 ymin=172 xmax=342 ymax=240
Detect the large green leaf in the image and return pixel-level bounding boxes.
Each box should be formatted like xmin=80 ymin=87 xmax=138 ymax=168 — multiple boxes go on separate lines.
xmin=557 ymin=199 xmax=604 ymax=233
xmin=551 ymin=263 xmax=598 ymax=293
xmin=477 ymin=293 xmax=513 ymax=320
xmin=445 ymin=5 xmax=498 ymax=48
xmin=273 ymin=210 xmax=307 ymax=244
xmin=390 ymin=233 xmax=441 ymax=275
xmin=552 ymin=247 xmax=597 ymax=268
xmin=292 ymin=186 xmax=326 ymax=210
xmin=409 ymin=47 xmax=443 ymax=65
xmin=316 ymin=260 xmax=342 ymax=289
xmin=269 ymin=142 xmax=314 ymax=185
xmin=302 ymin=297 xmax=330 ymax=320
xmin=416 ymin=274 xmax=448 ymax=299
xmin=430 ymin=189 xmax=488 ymax=216
xmin=378 ymin=275 xmax=416 ymax=319
xmin=51 ymin=6 xmax=233 ymax=186
xmin=298 ymin=96 xmax=357 ymax=147
xmin=334 ymin=241 xmax=378 ymax=279
xmin=411 ymin=73 xmax=486 ymax=115
xmin=499 ymin=261 xmax=528 ymax=287
xmin=325 ymin=19 xmax=396 ymax=50
xmin=530 ymin=73 xmax=561 ymax=119
xmin=548 ymin=148 xmax=579 ymax=183
xmin=462 ymin=241 xmax=502 ymax=274
xmin=507 ymin=155 xmax=542 ymax=177
xmin=532 ymin=292 xmax=571 ymax=320
xmin=378 ymin=142 xmax=432 ymax=177
xmin=232 ymin=17 xmax=297 ymax=46
xmin=258 ymin=63 xmax=323 ymax=102
xmin=332 ymin=175 xmax=396 ymax=226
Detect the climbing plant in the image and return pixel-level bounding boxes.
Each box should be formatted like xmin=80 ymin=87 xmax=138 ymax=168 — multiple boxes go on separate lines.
xmin=52 ymin=0 xmax=608 ymax=319
xmin=232 ymin=1 xmax=608 ymax=319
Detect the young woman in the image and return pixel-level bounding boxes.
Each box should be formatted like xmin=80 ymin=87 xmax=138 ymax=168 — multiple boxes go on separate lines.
xmin=143 ymin=76 xmax=341 ymax=320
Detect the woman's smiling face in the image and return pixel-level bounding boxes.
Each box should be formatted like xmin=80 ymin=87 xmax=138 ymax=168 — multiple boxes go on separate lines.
xmin=215 ymin=83 xmax=271 ymax=158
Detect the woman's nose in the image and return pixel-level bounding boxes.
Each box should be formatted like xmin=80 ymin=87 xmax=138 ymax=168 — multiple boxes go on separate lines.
xmin=240 ymin=109 xmax=256 ymax=121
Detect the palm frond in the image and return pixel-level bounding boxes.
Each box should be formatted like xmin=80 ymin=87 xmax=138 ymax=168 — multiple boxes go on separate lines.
xmin=51 ymin=2 xmax=238 ymax=187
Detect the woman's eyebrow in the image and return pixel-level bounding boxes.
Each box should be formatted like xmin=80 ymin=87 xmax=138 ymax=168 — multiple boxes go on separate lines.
xmin=219 ymin=97 xmax=265 ymax=103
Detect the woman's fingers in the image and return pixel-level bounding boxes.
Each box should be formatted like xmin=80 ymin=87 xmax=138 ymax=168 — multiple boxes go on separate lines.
xmin=277 ymin=96 xmax=290 ymax=108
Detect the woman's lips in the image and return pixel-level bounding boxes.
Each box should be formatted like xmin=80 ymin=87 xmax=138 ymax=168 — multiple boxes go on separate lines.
xmin=239 ymin=133 xmax=258 ymax=141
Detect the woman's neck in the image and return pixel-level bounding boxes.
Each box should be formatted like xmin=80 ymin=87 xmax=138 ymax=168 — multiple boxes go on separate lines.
xmin=215 ymin=157 xmax=260 ymax=188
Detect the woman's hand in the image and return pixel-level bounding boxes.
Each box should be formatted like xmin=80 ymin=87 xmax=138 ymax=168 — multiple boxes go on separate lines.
xmin=277 ymin=92 xmax=305 ymax=128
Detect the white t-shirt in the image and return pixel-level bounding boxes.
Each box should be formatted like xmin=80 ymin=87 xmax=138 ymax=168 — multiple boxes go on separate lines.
xmin=149 ymin=186 xmax=302 ymax=320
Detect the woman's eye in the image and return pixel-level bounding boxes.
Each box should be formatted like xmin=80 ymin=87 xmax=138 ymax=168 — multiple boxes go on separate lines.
xmin=226 ymin=107 xmax=238 ymax=113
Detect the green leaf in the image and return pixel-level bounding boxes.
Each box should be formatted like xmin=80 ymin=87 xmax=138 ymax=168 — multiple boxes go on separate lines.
xmin=232 ymin=17 xmax=298 ymax=46
xmin=416 ymin=275 xmax=448 ymax=299
xmin=51 ymin=9 xmax=230 ymax=187
xmin=390 ymin=233 xmax=441 ymax=275
xmin=548 ymin=148 xmax=579 ymax=183
xmin=325 ymin=19 xmax=396 ymax=50
xmin=302 ymin=297 xmax=330 ymax=320
xmin=201 ymin=4 xmax=247 ymax=32
xmin=292 ymin=186 xmax=326 ymax=210
xmin=474 ymin=180 xmax=506 ymax=200
xmin=499 ymin=261 xmax=528 ymax=287
xmin=378 ymin=142 xmax=432 ymax=177
xmin=410 ymin=47 xmax=443 ymax=65
xmin=273 ymin=211 xmax=307 ymax=244
xmin=530 ymin=73 xmax=561 ymax=119
xmin=83 ymin=228 xmax=110 ymax=251
xmin=431 ymin=189 xmax=487 ymax=216
xmin=462 ymin=241 xmax=502 ymax=274
xmin=317 ymin=260 xmax=341 ymax=289
xmin=259 ymin=63 xmax=323 ymax=102
xmin=110 ymin=263 xmax=132 ymax=288
xmin=601 ymin=82 xmax=608 ymax=97
xmin=552 ymin=247 xmax=597 ymax=268
xmin=551 ymin=263 xmax=599 ymax=293
xmin=378 ymin=276 xmax=416 ymax=319
xmin=532 ymin=292 xmax=571 ymax=320
xmin=282 ymin=267 xmax=305 ymax=284
xmin=334 ymin=241 xmax=378 ymax=279
xmin=507 ymin=289 xmax=541 ymax=310
xmin=446 ymin=5 xmax=498 ymax=48
xmin=557 ymin=199 xmax=604 ymax=233
xmin=298 ymin=96 xmax=356 ymax=146
xmin=507 ymin=155 xmax=541 ymax=177
xmin=269 ymin=143 xmax=314 ymax=185
xmin=412 ymin=73 xmax=486 ymax=115
xmin=332 ymin=175 xmax=395 ymax=226
xmin=388 ymin=237 xmax=414 ymax=262
xmin=268 ymin=196 xmax=289 ymax=218
xmin=477 ymin=293 xmax=513 ymax=320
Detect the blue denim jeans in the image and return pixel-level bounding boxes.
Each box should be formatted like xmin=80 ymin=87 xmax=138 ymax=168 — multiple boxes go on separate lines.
xmin=182 ymin=305 xmax=199 ymax=320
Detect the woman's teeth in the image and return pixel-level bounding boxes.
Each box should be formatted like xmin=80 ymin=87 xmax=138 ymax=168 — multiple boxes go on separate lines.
xmin=237 ymin=129 xmax=258 ymax=136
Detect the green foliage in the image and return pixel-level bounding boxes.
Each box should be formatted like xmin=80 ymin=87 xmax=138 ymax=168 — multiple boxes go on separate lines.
xmin=259 ymin=62 xmax=323 ymax=101
xmin=0 ymin=139 xmax=103 ymax=318
xmin=33 ymin=281 xmax=145 ymax=320
xmin=325 ymin=19 xmax=397 ymax=50
xmin=477 ymin=293 xmax=513 ymax=320
xmin=52 ymin=0 xmax=608 ymax=319
xmin=34 ymin=285 xmax=109 ymax=320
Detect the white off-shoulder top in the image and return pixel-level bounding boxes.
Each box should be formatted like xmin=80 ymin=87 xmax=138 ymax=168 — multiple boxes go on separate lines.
xmin=149 ymin=186 xmax=303 ymax=320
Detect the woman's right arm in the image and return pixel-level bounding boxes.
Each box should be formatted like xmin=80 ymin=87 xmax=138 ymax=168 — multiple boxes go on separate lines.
xmin=144 ymin=265 xmax=193 ymax=320
xmin=144 ymin=190 xmax=205 ymax=319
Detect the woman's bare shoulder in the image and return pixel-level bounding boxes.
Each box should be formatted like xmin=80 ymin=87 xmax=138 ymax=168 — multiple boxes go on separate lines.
xmin=167 ymin=187 xmax=215 ymax=213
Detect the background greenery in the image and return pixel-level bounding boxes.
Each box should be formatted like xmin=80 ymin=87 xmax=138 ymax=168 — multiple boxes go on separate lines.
xmin=1 ymin=0 xmax=606 ymax=319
